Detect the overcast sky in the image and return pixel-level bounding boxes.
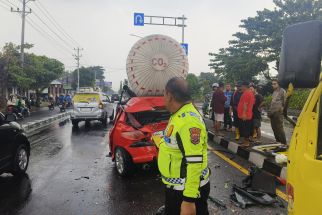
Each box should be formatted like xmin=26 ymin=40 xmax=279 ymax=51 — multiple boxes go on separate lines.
xmin=0 ymin=0 xmax=275 ymax=90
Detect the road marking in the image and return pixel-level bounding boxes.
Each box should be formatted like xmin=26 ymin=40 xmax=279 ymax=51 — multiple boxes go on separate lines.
xmin=208 ymin=145 xmax=288 ymax=202
xmin=261 ymin=130 xmax=275 ymax=138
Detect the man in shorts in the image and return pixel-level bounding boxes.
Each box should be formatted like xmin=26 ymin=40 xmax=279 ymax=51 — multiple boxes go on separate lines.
xmin=210 ymin=83 xmax=219 ymax=124
xmin=212 ymin=82 xmax=226 ymax=136
xmin=237 ymin=81 xmax=255 ymax=146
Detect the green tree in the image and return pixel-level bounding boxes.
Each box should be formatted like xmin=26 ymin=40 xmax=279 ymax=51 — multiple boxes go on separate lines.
xmin=199 ymin=72 xmax=219 ymax=95
xmin=186 ymin=73 xmax=201 ymax=100
xmin=25 ymin=54 xmax=64 ymax=105
xmin=0 ymin=43 xmax=65 ymax=107
xmin=1 ymin=43 xmax=32 ymax=89
xmin=72 ymin=66 xmax=106 ymax=90
xmin=209 ymin=0 xmax=322 ymax=81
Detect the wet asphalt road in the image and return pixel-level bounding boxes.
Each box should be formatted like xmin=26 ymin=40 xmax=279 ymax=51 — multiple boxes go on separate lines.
xmin=0 ymin=120 xmax=287 ymax=215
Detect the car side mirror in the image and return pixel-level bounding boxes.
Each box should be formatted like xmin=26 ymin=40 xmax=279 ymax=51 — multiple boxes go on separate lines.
xmin=279 ymin=20 xmax=322 ymax=88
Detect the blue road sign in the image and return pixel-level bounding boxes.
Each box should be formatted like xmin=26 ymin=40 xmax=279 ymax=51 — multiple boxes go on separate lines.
xmin=134 ymin=13 xmax=144 ymax=26
xmin=181 ymin=43 xmax=188 ymax=55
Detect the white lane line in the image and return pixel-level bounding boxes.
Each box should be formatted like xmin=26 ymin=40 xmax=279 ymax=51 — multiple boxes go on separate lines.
xmin=261 ymin=130 xmax=275 ymax=138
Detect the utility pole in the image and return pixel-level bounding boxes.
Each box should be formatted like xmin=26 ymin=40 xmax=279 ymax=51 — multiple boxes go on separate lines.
xmin=11 ymin=0 xmax=35 ymax=68
xmin=73 ymin=48 xmax=83 ymax=92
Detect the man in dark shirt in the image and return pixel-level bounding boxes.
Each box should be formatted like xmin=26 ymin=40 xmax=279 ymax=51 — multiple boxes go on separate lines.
xmin=230 ymin=81 xmax=243 ymax=140
xmin=250 ymin=86 xmax=264 ymax=142
xmin=212 ymin=82 xmax=226 ymax=136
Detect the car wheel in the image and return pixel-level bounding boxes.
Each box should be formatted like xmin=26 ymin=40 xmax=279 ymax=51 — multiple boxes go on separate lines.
xmin=114 ymin=147 xmax=133 ymax=177
xmin=12 ymin=144 xmax=29 ymax=176
xmin=71 ymin=119 xmax=78 ymax=127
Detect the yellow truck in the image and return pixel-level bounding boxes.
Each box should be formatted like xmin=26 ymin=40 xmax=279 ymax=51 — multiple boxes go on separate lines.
xmin=278 ymin=20 xmax=322 ymax=214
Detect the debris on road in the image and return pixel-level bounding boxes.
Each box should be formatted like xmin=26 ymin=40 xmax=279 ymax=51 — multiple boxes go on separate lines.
xmin=74 ymin=176 xmax=90 ymax=180
xmin=208 ymin=196 xmax=227 ymax=210
xmin=229 ymin=167 xmax=287 ymax=209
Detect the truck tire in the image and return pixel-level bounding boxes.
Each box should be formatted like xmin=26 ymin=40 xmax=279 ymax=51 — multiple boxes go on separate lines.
xmin=12 ymin=144 xmax=29 ymax=176
xmin=114 ymin=147 xmax=133 ymax=177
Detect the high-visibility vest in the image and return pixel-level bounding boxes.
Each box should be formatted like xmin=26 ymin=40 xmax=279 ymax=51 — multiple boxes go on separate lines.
xmin=158 ymin=103 xmax=209 ymax=201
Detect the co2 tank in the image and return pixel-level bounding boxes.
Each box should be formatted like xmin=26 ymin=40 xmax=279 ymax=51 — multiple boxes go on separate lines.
xmin=126 ymin=34 xmax=189 ymax=96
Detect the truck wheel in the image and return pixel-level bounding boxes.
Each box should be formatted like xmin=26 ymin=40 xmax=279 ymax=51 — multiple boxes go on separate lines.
xmin=114 ymin=147 xmax=133 ymax=177
xmin=12 ymin=144 xmax=29 ymax=176
xmin=71 ymin=120 xmax=78 ymax=127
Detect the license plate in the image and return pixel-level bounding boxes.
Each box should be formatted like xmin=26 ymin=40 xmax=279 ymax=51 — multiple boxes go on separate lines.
xmin=81 ymin=108 xmax=91 ymax=112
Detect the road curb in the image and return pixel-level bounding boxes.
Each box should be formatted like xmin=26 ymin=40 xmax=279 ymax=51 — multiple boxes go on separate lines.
xmin=207 ymin=131 xmax=287 ymax=180
xmin=22 ymin=112 xmax=70 ymax=137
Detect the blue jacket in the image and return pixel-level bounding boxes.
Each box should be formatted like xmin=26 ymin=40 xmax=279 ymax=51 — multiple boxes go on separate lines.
xmin=224 ymin=91 xmax=233 ymax=108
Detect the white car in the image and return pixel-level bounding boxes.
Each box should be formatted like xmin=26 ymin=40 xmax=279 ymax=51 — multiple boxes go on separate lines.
xmin=70 ymin=92 xmax=114 ymax=127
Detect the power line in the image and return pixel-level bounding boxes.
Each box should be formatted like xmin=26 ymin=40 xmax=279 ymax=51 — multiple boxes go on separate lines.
xmin=26 ymin=17 xmax=74 ymax=56
xmin=0 ymin=0 xmax=14 ymax=9
xmin=4 ymin=0 xmax=18 ymax=8
xmin=0 ymin=1 xmax=10 ymax=10
xmin=35 ymin=0 xmax=80 ymax=47
xmin=30 ymin=10 xmax=75 ymax=50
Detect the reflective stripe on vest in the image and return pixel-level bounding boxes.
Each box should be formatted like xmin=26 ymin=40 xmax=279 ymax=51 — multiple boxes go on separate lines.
xmin=162 ymin=167 xmax=209 ymax=185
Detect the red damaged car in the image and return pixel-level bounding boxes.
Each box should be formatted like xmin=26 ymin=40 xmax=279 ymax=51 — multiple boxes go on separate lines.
xmin=109 ymin=96 xmax=170 ymax=176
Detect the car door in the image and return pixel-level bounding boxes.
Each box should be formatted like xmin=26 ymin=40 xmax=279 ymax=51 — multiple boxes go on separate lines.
xmin=0 ymin=114 xmax=16 ymax=170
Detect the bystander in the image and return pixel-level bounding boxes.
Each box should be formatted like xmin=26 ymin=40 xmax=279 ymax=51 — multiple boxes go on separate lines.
xmin=268 ymin=79 xmax=287 ymax=145
xmin=224 ymin=83 xmax=233 ymax=131
xmin=237 ymin=81 xmax=255 ymax=146
xmin=250 ymin=85 xmax=264 ymax=143
xmin=212 ymin=82 xmax=226 ymax=136
xmin=230 ymin=82 xmax=243 ymax=140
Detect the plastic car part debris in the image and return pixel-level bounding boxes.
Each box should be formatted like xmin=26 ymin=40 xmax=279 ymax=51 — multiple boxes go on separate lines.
xmin=232 ymin=185 xmax=277 ymax=206
xmin=208 ymin=196 xmax=227 ymax=210
xmin=243 ymin=167 xmax=276 ymax=195
xmin=230 ymin=189 xmax=255 ymax=209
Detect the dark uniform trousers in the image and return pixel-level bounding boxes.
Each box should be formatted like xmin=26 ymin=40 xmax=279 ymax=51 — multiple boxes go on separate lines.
xmin=164 ymin=182 xmax=210 ymax=215
xmin=269 ymin=112 xmax=287 ymax=144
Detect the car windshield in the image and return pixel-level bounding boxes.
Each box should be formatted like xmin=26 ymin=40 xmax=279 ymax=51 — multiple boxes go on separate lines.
xmin=127 ymin=109 xmax=170 ymax=126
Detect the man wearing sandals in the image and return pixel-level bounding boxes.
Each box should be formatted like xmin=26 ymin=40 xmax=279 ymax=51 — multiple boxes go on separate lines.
xmin=237 ymin=81 xmax=255 ymax=146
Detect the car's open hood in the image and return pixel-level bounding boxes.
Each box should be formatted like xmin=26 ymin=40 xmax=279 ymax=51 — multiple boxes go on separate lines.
xmin=124 ymin=97 xmax=165 ymax=113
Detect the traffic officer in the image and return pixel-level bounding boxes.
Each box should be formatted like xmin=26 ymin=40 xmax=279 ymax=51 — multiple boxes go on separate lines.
xmin=157 ymin=77 xmax=210 ymax=215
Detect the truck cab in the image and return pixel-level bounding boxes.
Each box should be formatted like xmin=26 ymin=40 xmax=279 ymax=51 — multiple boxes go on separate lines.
xmin=278 ymin=20 xmax=322 ymax=214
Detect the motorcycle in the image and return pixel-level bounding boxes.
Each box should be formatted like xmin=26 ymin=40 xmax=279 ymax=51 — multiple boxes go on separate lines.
xmin=59 ymin=102 xmax=66 ymax=112
xmin=48 ymin=101 xmax=55 ymax=110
